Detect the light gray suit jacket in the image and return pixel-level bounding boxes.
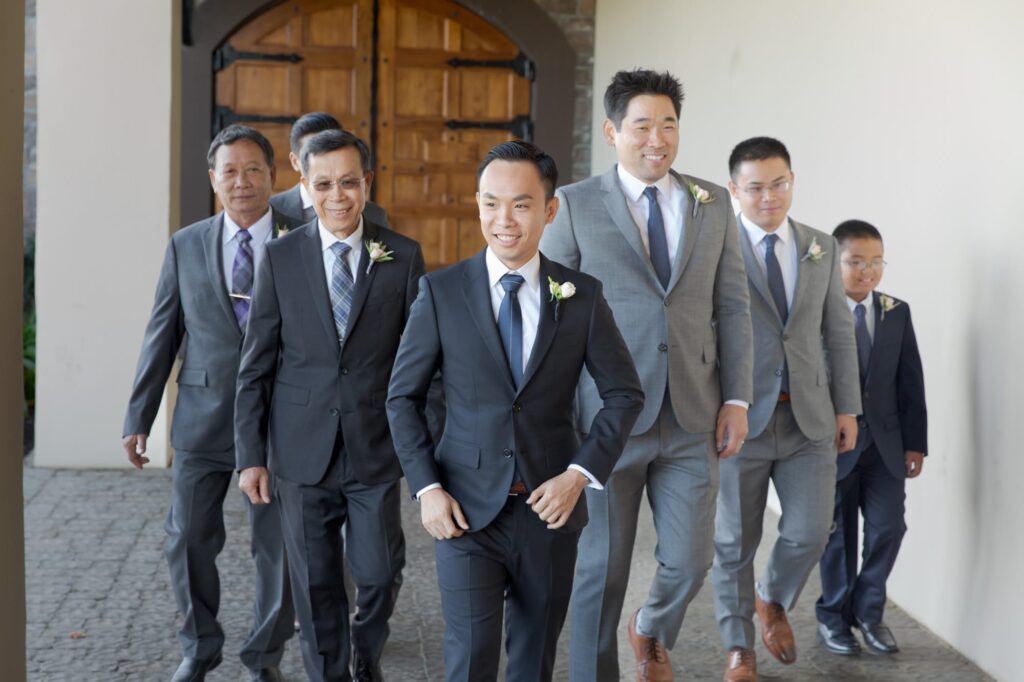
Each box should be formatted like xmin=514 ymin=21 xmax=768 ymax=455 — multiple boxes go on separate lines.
xmin=540 ymin=167 xmax=753 ymax=435
xmin=739 ymin=218 xmax=862 ymax=440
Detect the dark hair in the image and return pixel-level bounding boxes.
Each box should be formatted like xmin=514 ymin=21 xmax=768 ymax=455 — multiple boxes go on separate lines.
xmin=833 ymin=219 xmax=884 ymax=247
xmin=299 ymin=129 xmax=371 ymax=176
xmin=289 ymin=112 xmax=342 ymax=154
xmin=604 ymin=69 xmax=684 ymax=129
xmin=477 ymin=139 xmax=559 ymax=201
xmin=728 ymin=136 xmax=792 ymax=179
xmin=206 ymin=125 xmax=274 ymax=170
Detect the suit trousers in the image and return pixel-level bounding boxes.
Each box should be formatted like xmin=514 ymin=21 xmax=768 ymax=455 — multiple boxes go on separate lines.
xmin=436 ymin=495 xmax=580 ymax=682
xmin=570 ymin=395 xmax=718 ymax=682
xmin=275 ymin=434 xmax=405 ymax=682
xmin=712 ymin=402 xmax=837 ymax=650
xmin=816 ymin=441 xmax=907 ymax=629
xmin=164 ymin=449 xmax=294 ymax=669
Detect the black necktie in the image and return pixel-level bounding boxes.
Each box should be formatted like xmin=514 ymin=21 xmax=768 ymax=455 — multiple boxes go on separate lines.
xmin=643 ymin=186 xmax=672 ymax=289
xmin=854 ymin=303 xmax=872 ymax=384
xmin=764 ymin=233 xmax=789 ymax=324
xmin=498 ymin=273 xmax=525 ymax=388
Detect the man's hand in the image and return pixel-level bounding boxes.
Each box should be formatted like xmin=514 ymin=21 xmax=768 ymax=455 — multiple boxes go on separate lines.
xmin=122 ymin=434 xmax=150 ymax=470
xmin=239 ymin=466 xmax=271 ymax=505
xmin=905 ymin=451 xmax=925 ymax=478
xmin=835 ymin=415 xmax=858 ymax=454
xmin=527 ymin=469 xmax=588 ymax=530
xmin=420 ymin=488 xmax=469 ymax=540
xmin=716 ymin=404 xmax=749 ymax=459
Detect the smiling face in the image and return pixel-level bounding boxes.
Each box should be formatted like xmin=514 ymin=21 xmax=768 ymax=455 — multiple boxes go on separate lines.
xmin=604 ymin=94 xmax=679 ymax=184
xmin=728 ymin=156 xmax=794 ymax=233
xmin=839 ymin=237 xmax=885 ymax=302
xmin=301 ymin=146 xmax=372 ymax=239
xmin=208 ymin=139 xmax=276 ymax=228
xmin=477 ymin=159 xmax=559 ymax=270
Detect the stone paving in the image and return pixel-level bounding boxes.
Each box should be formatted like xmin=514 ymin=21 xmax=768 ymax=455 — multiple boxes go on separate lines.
xmin=24 ymin=462 xmax=991 ymax=681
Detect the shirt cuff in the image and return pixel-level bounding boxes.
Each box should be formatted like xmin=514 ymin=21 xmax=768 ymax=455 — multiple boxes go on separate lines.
xmin=568 ymin=464 xmax=603 ymax=490
xmin=724 ymin=399 xmax=749 ymax=410
xmin=415 ymin=483 xmax=442 ymax=500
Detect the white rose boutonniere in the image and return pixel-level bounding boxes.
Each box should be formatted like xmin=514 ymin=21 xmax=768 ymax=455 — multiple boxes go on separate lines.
xmin=685 ymin=180 xmax=714 ymax=218
xmin=801 ymin=237 xmax=826 ymax=264
xmin=879 ymin=293 xmax=901 ymax=320
xmin=275 ymin=223 xmax=290 ymax=236
xmin=364 ymin=239 xmax=394 ymax=274
xmin=547 ymin=276 xmax=576 ymax=321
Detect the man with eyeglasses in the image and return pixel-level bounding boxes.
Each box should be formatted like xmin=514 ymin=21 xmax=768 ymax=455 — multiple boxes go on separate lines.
xmin=711 ymin=136 xmax=861 ymax=681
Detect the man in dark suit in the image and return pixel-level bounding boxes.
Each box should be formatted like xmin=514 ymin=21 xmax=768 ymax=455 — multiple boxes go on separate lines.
xmin=270 ymin=112 xmax=389 ymax=227
xmin=236 ymin=129 xmax=424 ymax=682
xmin=123 ymin=125 xmax=295 ymax=682
xmin=816 ymin=220 xmax=927 ymax=656
xmin=386 ymin=140 xmax=644 ymax=682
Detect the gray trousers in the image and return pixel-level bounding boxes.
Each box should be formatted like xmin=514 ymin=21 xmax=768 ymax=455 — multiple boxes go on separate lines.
xmin=164 ymin=449 xmax=294 ymax=670
xmin=569 ymin=397 xmax=718 ymax=682
xmin=711 ymin=402 xmax=837 ymax=650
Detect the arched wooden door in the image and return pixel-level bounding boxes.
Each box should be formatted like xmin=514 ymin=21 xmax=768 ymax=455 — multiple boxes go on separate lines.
xmin=213 ymin=0 xmax=533 ymax=270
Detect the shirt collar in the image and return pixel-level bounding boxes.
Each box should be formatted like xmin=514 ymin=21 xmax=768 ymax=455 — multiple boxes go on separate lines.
xmin=299 ymin=182 xmax=313 ymax=209
xmin=485 ymin=248 xmax=541 ymax=291
xmin=318 ymin=216 xmax=365 ymax=254
xmin=740 ymin=212 xmax=792 ymax=247
xmin=847 ymin=293 xmax=874 ymax=316
xmin=616 ymin=164 xmax=676 ymax=203
xmin=222 ymin=208 xmax=273 ymax=244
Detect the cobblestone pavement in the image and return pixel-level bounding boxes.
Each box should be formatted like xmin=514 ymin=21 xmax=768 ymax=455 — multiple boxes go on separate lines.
xmin=24 ymin=463 xmax=991 ymax=681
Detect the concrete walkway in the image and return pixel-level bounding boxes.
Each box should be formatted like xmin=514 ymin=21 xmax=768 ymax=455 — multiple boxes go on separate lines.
xmin=24 ymin=463 xmax=990 ymax=681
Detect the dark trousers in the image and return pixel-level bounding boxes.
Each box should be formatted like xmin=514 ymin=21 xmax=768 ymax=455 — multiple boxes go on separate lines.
xmin=164 ymin=449 xmax=294 ymax=670
xmin=436 ymin=495 xmax=580 ymax=682
xmin=816 ymin=443 xmax=907 ymax=629
xmin=276 ymin=435 xmax=405 ymax=682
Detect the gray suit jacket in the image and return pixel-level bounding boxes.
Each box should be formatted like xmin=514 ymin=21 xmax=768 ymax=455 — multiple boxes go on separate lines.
xmin=270 ymin=184 xmax=390 ymax=228
xmin=739 ymin=218 xmax=862 ymax=440
xmin=123 ymin=210 xmax=297 ymax=452
xmin=540 ymin=167 xmax=753 ymax=435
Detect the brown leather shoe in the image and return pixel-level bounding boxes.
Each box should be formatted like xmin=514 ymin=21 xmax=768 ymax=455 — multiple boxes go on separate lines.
xmin=723 ymin=648 xmax=757 ymax=682
xmin=754 ymin=593 xmax=796 ymax=664
xmin=627 ymin=609 xmax=673 ymax=681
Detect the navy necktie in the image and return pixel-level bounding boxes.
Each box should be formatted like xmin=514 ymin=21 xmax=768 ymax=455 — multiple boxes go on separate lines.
xmin=329 ymin=242 xmax=354 ymax=341
xmin=764 ymin=233 xmax=789 ymax=324
xmin=498 ymin=273 xmax=525 ymax=388
xmin=643 ymin=186 xmax=672 ymax=289
xmin=854 ymin=303 xmax=872 ymax=384
xmin=231 ymin=229 xmax=253 ymax=328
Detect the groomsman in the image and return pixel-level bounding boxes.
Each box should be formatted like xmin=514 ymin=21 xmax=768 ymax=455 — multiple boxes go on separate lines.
xmin=123 ymin=125 xmax=295 ymax=682
xmin=816 ymin=220 xmax=927 ymax=656
xmin=271 ymin=112 xmax=389 ymax=227
xmin=387 ymin=140 xmax=644 ymax=681
xmin=236 ymin=130 xmax=423 ymax=681
xmin=711 ymin=137 xmax=861 ymax=682
xmin=540 ymin=69 xmax=753 ymax=681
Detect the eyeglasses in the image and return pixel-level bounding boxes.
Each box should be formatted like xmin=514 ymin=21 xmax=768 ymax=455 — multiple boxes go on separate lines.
xmin=311 ymin=177 xmax=366 ymax=193
xmin=841 ymin=258 xmax=887 ymax=272
xmin=740 ymin=180 xmax=792 ymax=198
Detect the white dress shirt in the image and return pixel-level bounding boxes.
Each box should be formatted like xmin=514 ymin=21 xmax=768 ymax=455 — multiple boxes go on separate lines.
xmin=846 ymin=294 xmax=875 ymax=341
xmin=222 ymin=208 xmax=273 ymax=292
xmin=616 ymin=165 xmax=684 ymax=263
xmin=739 ymin=213 xmax=798 ymax=308
xmin=317 ymin=217 xmax=364 ymax=295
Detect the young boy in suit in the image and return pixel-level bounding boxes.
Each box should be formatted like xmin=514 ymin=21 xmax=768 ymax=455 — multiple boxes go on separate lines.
xmin=815 ymin=219 xmax=928 ymax=656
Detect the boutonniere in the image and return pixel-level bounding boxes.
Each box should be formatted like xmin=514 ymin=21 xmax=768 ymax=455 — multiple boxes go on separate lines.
xmin=685 ymin=180 xmax=714 ymax=218
xmin=275 ymin=223 xmax=290 ymax=236
xmin=364 ymin=239 xmax=394 ymax=275
xmin=547 ymin=276 xmax=576 ymax=322
xmin=879 ymin=294 xmax=901 ymax=320
xmin=801 ymin=236 xmax=826 ymax=264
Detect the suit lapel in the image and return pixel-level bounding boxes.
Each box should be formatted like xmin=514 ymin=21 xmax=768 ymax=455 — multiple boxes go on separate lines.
xmin=600 ymin=168 xmax=662 ymax=289
xmin=201 ymin=213 xmax=242 ymax=336
xmin=463 ymin=251 xmax=516 ymax=389
xmin=339 ymin=224 xmax=377 ymax=353
xmin=300 ymin=221 xmax=341 ymax=352
xmin=865 ymin=291 xmax=888 ymax=383
xmin=738 ymin=219 xmax=784 ymax=328
xmin=787 ymin=220 xmax=813 ymax=328
xmin=666 ymin=171 xmax=702 ymax=293
xmin=519 ymin=255 xmax=560 ymax=393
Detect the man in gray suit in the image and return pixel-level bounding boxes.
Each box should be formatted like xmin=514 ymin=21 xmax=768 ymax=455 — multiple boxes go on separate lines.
xmin=541 ymin=69 xmax=753 ymax=681
xmin=711 ymin=137 xmax=861 ymax=682
xmin=123 ymin=125 xmax=295 ymax=682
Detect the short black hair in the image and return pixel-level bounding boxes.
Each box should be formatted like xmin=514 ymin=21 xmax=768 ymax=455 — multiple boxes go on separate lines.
xmin=477 ymin=139 xmax=559 ymax=201
xmin=604 ymin=69 xmax=684 ymax=129
xmin=290 ymin=112 xmax=342 ymax=154
xmin=300 ymin=129 xmax=371 ymax=176
xmin=834 ymin=219 xmax=884 ymax=247
xmin=207 ymin=125 xmax=274 ymax=170
xmin=728 ymin=136 xmax=792 ymax=179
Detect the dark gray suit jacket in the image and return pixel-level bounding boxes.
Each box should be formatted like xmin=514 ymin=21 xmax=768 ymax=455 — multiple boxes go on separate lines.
xmin=270 ymin=184 xmax=390 ymax=228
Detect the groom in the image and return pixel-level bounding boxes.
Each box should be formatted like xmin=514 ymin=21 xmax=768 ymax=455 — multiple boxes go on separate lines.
xmin=386 ymin=140 xmax=644 ymax=681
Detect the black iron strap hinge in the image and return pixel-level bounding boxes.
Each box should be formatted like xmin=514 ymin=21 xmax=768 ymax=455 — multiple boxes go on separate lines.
xmin=213 ymin=44 xmax=304 ymax=72
xmin=446 ymin=52 xmax=535 ymax=81
xmin=213 ymin=106 xmax=298 ymax=135
xmin=444 ymin=115 xmax=533 ymax=141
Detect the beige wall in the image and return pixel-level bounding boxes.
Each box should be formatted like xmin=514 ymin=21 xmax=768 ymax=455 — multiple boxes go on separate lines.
xmin=593 ymin=1 xmax=1022 ymax=678
xmin=35 ymin=0 xmax=177 ymax=468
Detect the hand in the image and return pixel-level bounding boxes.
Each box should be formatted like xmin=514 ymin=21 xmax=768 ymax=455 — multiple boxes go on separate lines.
xmin=835 ymin=415 xmax=858 ymax=454
xmin=122 ymin=434 xmax=150 ymax=470
xmin=420 ymin=488 xmax=469 ymax=540
xmin=239 ymin=466 xmax=271 ymax=505
xmin=716 ymin=404 xmax=749 ymax=459
xmin=527 ymin=469 xmax=588 ymax=530
xmin=905 ymin=451 xmax=925 ymax=478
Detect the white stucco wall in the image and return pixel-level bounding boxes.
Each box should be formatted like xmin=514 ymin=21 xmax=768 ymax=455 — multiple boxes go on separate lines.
xmin=593 ymin=1 xmax=1022 ymax=679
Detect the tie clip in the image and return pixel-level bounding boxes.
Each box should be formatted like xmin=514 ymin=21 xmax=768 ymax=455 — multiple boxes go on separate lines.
xmin=228 ymin=293 xmax=251 ymax=301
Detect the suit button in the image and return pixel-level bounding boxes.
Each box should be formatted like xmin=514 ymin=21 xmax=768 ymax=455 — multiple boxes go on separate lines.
xmin=329 ymin=408 xmax=339 ymax=417
xmin=503 ymin=448 xmax=513 ymax=458
xmin=658 ymin=343 xmax=668 ymax=352
xmin=341 ymin=368 xmax=349 ymax=375
xmin=863 ymin=391 xmax=870 ymax=399
xmin=663 ymin=298 xmax=670 ymax=307
xmin=512 ymin=403 xmax=522 ymax=413
xmin=775 ymin=369 xmax=782 ymax=377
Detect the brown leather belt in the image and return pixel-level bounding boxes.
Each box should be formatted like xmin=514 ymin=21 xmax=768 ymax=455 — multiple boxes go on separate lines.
xmin=509 ymin=481 xmax=527 ymax=496
xmin=777 ymin=391 xmax=791 ymax=403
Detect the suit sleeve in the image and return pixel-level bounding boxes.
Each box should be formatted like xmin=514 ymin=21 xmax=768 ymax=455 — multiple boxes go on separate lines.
xmin=822 ymin=237 xmax=862 ymax=416
xmin=234 ymin=248 xmax=282 ymax=471
xmin=539 ymin=187 xmax=582 ymax=270
xmin=896 ymin=305 xmax=928 ymax=454
xmin=122 ymin=238 xmax=185 ymax=437
xmin=712 ymin=207 xmax=754 ymax=404
xmin=386 ymin=276 xmax=444 ymax=495
xmin=573 ymin=281 xmax=645 ymax=484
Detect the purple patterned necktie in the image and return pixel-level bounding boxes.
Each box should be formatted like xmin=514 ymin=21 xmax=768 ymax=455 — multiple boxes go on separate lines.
xmin=231 ymin=229 xmax=254 ymax=328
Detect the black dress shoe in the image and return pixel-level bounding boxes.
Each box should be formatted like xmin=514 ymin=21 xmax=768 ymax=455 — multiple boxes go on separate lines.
xmin=857 ymin=619 xmax=899 ymax=654
xmin=817 ymin=622 xmax=862 ymax=655
xmin=171 ymin=652 xmax=223 ymax=682
xmin=250 ymin=666 xmax=284 ymax=682
xmin=352 ymin=656 xmax=384 ymax=681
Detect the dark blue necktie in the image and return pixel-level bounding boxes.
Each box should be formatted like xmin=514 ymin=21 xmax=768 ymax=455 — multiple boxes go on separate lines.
xmin=231 ymin=230 xmax=254 ymax=329
xmin=643 ymin=186 xmax=672 ymax=289
xmin=764 ymin=233 xmax=789 ymax=324
xmin=854 ymin=303 xmax=872 ymax=384
xmin=498 ymin=273 xmax=525 ymax=388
